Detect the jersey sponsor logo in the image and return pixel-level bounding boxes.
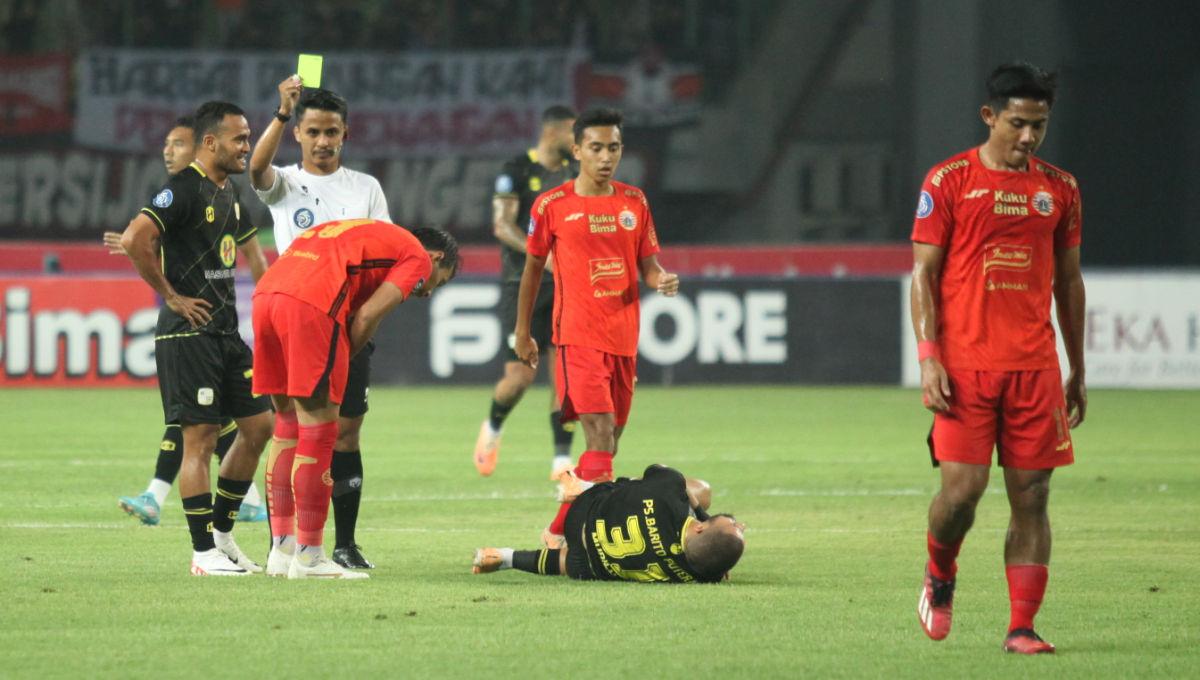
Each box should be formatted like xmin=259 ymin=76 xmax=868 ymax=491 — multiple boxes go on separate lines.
xmin=153 ymin=189 xmax=173 ymax=208
xmin=589 ymin=257 xmax=626 ymax=283
xmin=565 ymin=212 xmax=584 ymax=221
xmin=619 ymin=209 xmax=637 ymax=231
xmin=495 ymin=174 xmax=514 ymax=194
xmin=294 ymin=208 xmax=315 ymax=230
xmin=915 ymin=191 xmax=934 ymax=219
xmin=197 ymin=387 xmax=214 ymax=406
xmin=964 ymin=188 xmax=989 ymax=199
xmin=536 ymin=189 xmax=565 ymax=215
xmin=594 ymin=287 xmax=627 ymax=298
xmin=205 ymin=206 xmax=215 ymax=223
xmin=1036 ymin=163 xmax=1078 ymax=188
xmin=929 ymin=159 xmax=969 ymax=187
xmin=219 ymin=234 xmax=236 ymax=267
xmin=1032 ymin=191 xmax=1054 ymax=216
xmin=529 ymin=176 xmax=542 ymax=192
xmin=589 ymin=214 xmax=616 ymax=234
xmin=982 ymin=243 xmax=1033 ymax=274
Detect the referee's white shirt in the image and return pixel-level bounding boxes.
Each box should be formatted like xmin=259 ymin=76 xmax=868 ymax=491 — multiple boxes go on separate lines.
xmin=255 ymin=163 xmax=391 ymax=253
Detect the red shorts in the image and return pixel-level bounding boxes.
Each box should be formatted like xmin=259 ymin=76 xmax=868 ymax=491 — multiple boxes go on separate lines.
xmin=252 ymin=292 xmax=349 ymax=405
xmin=929 ymin=368 xmax=1073 ymax=470
xmin=556 ymin=345 xmax=636 ymax=426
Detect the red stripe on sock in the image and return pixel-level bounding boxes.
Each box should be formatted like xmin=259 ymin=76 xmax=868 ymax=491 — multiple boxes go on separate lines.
xmin=293 ymin=421 xmax=338 ymax=546
xmin=927 ymin=532 xmax=963 ymax=581
xmin=267 ymin=444 xmax=296 ymax=537
xmin=1006 ymin=564 xmax=1048 ymax=632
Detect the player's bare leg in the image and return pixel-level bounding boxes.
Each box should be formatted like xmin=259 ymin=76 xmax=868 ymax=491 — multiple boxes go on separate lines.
xmin=178 ymin=423 xmax=247 ymax=575
xmin=1001 ymin=467 xmax=1056 ymax=654
xmin=544 ymin=346 xmax=574 ymax=475
xmin=475 ymin=360 xmax=536 ymax=476
xmin=544 ymin=413 xmax=617 ymax=547
xmin=920 ymin=461 xmax=989 ymax=640
xmin=331 ymin=414 xmax=372 ymax=569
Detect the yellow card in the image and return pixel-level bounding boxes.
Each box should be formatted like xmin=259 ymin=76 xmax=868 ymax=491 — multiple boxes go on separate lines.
xmin=297 ymin=54 xmax=323 ymax=88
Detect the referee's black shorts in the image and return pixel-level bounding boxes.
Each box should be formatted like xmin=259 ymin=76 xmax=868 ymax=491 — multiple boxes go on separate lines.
xmin=499 ymin=279 xmax=555 ymax=362
xmin=339 ymin=340 xmax=373 ymax=418
xmin=156 ymin=332 xmax=270 ymax=425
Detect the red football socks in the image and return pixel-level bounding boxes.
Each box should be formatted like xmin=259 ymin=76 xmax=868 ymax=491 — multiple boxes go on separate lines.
xmin=547 ymin=502 xmax=571 ymax=536
xmin=1006 ymin=564 xmax=1049 ymax=632
xmin=575 ymin=450 xmax=614 ymax=483
xmin=266 ymin=411 xmax=299 ymax=538
xmin=927 ymin=532 xmax=963 ymax=581
xmin=292 ymin=421 xmax=338 ymax=546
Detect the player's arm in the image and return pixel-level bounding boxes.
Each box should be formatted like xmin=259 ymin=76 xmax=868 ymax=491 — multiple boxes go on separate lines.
xmin=911 ymin=242 xmax=951 ymax=413
xmin=492 ymin=195 xmax=527 ymax=252
xmin=513 ymin=253 xmax=547 ymax=368
xmin=237 ymin=236 xmax=270 ymax=284
xmin=1054 ymin=246 xmax=1086 ymax=427
xmin=347 ymin=282 xmax=406 ymax=357
xmin=249 ymin=76 xmax=301 ymax=192
xmin=120 ymin=214 xmax=211 ymax=328
xmin=638 ymin=254 xmax=679 ymax=296
xmin=686 ymin=477 xmax=712 ymax=513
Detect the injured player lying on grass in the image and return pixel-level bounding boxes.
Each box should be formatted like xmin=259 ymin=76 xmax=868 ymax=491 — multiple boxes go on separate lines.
xmin=473 ymin=464 xmax=745 ymax=583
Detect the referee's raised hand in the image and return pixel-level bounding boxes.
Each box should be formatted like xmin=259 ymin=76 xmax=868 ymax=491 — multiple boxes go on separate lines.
xmin=278 ymin=75 xmax=302 ymax=117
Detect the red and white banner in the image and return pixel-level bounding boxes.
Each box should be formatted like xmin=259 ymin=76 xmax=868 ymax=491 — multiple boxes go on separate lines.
xmin=73 ymin=49 xmax=586 ymax=157
xmin=1 ymin=277 xmax=158 ymax=387
xmin=0 ymin=54 xmax=72 ymax=135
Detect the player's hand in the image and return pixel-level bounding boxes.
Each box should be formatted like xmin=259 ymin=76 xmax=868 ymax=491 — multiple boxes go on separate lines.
xmin=1064 ymin=370 xmax=1087 ymax=428
xmin=514 ymin=332 xmax=539 ymax=369
xmin=278 ymin=76 xmax=302 ymax=117
xmin=920 ymin=358 xmax=951 ymax=413
xmin=656 ymin=272 xmax=679 ymax=297
xmin=103 ymin=231 xmax=128 ymax=256
xmin=165 ymin=293 xmax=213 ymax=329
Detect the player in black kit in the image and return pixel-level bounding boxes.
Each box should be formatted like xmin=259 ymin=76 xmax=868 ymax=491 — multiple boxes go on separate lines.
xmin=471 ymin=465 xmax=746 ymax=583
xmin=119 ymin=101 xmax=273 ymax=576
xmin=473 ymin=105 xmax=579 ymax=477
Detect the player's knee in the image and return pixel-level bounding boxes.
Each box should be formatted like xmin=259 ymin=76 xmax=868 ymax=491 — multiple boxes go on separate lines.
xmin=336 ymin=417 xmax=362 ymax=451
xmin=237 ymin=413 xmax=274 ymax=453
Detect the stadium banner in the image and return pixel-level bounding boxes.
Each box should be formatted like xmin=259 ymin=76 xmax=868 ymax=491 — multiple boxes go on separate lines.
xmin=0 ymin=277 xmax=159 ymax=387
xmin=899 ymin=272 xmax=1200 ymax=389
xmin=372 ymin=278 xmax=901 ymax=385
xmin=73 ymin=48 xmax=586 ymax=157
xmin=0 ymin=54 xmax=73 ymax=136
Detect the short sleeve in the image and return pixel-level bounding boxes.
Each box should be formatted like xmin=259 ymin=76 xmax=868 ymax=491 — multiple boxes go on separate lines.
xmin=384 ymin=250 xmax=434 ymax=299
xmin=1054 ymin=183 xmax=1082 ymax=251
xmin=254 ymin=165 xmax=294 ymax=206
xmin=526 ymin=201 xmax=552 ymax=258
xmin=368 ymin=177 xmax=392 ymax=222
xmin=140 ymin=175 xmax=195 ymax=234
xmin=910 ymin=168 xmax=956 ymax=248
xmin=638 ymin=200 xmax=660 ymax=259
xmin=228 ymin=183 xmax=257 ymax=243
xmin=494 ymin=160 xmax=522 ymax=197
xmin=641 ymin=465 xmax=692 ymax=520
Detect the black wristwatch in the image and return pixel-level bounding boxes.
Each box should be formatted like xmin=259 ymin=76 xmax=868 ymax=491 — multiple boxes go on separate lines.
xmin=273 ymin=110 xmax=291 ymax=123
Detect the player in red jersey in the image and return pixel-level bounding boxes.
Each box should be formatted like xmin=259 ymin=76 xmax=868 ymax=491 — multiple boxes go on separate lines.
xmin=252 ymin=219 xmax=458 ymax=579
xmin=514 ymin=108 xmax=679 ymax=547
xmin=910 ymin=63 xmax=1086 ymax=654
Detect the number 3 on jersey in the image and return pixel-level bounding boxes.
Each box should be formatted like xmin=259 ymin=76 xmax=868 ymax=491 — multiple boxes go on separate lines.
xmin=594 ymin=516 xmax=646 ymax=558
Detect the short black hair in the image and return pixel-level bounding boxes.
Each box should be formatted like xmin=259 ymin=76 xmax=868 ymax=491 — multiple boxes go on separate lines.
xmin=296 ymin=88 xmax=349 ymax=124
xmin=685 ymin=515 xmax=745 ymax=582
xmin=172 ymin=115 xmax=195 ymax=133
xmin=410 ymin=226 xmax=460 ymax=277
xmin=986 ymin=62 xmax=1058 ymax=111
xmin=541 ymin=105 xmax=577 ymax=125
xmin=573 ymin=107 xmax=623 ymax=143
xmin=193 ymin=101 xmax=245 ymax=140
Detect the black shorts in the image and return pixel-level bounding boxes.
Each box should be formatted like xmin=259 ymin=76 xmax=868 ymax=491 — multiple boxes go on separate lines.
xmin=339 ymin=340 xmax=372 ymax=419
xmin=156 ymin=333 xmax=271 ymax=425
xmin=563 ymin=496 xmax=598 ymax=580
xmin=499 ymin=279 xmax=555 ymax=361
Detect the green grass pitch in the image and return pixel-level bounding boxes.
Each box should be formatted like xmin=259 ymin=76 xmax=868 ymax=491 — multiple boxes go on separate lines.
xmin=1 ymin=386 xmax=1196 ymax=678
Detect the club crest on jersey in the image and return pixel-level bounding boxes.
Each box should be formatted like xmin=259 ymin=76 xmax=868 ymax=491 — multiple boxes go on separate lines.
xmin=495 ymin=174 xmax=514 ymax=194
xmin=153 ymin=189 xmax=173 ymax=208
xmin=916 ymin=191 xmax=934 ymax=219
xmin=619 ymin=210 xmax=637 ymax=230
xmin=1032 ymin=191 xmax=1054 ymax=217
xmin=219 ymin=234 xmax=237 ymax=267
xmin=294 ymin=208 xmax=315 ymax=229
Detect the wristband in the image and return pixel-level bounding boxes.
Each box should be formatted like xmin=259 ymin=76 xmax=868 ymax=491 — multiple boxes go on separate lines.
xmin=273 ymin=111 xmax=291 ymax=123
xmin=917 ymin=340 xmax=939 ymax=362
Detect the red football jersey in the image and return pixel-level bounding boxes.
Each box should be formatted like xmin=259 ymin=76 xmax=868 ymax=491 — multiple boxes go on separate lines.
xmin=911 ymin=147 xmax=1082 ymax=370
xmin=527 ymin=180 xmax=661 ymax=356
xmin=255 ymin=218 xmax=432 ymax=324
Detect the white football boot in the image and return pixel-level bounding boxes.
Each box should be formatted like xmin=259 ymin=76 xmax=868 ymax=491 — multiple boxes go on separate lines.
xmin=214 ymin=532 xmax=263 ymax=574
xmin=287 ymin=551 xmax=369 ymax=580
xmin=190 ymin=548 xmax=252 ymax=576
xmin=265 ymin=547 xmax=294 ymax=578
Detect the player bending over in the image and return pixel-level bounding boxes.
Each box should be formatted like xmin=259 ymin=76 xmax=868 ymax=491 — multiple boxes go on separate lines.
xmin=473 ymin=464 xmax=744 ymax=583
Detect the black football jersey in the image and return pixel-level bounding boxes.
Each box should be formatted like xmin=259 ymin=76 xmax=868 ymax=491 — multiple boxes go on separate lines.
xmin=575 ymin=465 xmax=711 ymax=583
xmin=140 ymin=163 xmax=257 ymax=337
xmin=494 ymin=149 xmax=571 ymax=282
